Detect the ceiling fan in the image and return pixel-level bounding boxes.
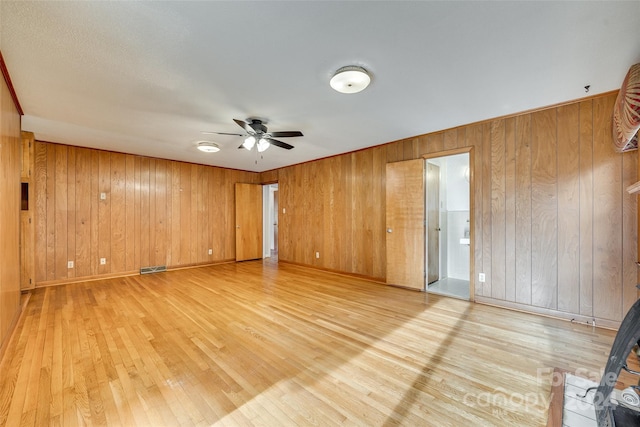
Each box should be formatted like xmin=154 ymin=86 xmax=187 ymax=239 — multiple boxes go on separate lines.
xmin=204 ymin=118 xmax=303 ymax=152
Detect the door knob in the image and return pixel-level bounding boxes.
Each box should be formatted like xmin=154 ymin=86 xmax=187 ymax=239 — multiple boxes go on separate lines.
xmin=436 ymin=228 xmax=441 ymax=231
xmin=387 ymin=228 xmax=392 ymax=233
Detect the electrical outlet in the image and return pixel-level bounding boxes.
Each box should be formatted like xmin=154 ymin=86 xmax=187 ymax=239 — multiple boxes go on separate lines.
xmin=282 ymin=208 xmax=286 ymax=214
xmin=100 ymin=258 xmax=106 ymax=265
xmin=67 ymin=261 xmax=74 ymax=269
xmin=479 ymin=273 xmax=485 ymax=283
xmin=315 ymin=252 xmax=320 ymax=259
xmin=208 ymin=249 xmax=213 ymax=255
xmin=100 ymin=192 xmax=107 ymax=200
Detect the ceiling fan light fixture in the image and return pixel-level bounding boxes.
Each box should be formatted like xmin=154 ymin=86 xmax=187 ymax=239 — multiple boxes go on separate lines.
xmin=330 ymin=65 xmax=371 ymax=94
xmin=196 ymin=141 xmax=220 ymax=153
xmin=257 ymin=138 xmax=270 ymax=152
xmin=242 ymin=136 xmax=256 ymax=150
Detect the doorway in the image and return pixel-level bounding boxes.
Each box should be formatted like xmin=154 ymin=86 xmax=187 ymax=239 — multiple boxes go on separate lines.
xmin=425 ymin=153 xmax=470 ymax=300
xmin=262 ymin=183 xmax=279 ymax=260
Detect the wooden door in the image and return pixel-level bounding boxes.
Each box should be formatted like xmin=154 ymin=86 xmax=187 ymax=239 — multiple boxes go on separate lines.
xmin=386 ymin=159 xmax=425 ymax=290
xmin=235 ymin=183 xmax=263 ymax=261
xmin=427 ymin=162 xmax=440 ymax=284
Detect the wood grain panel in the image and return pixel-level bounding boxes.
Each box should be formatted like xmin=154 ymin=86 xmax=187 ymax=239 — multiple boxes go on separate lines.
xmin=98 ymin=151 xmax=111 ymax=275
xmin=426 ymin=133 xmax=444 ymax=154
xmin=0 ymin=74 xmax=22 ymax=354
xmin=530 ymin=109 xmax=558 ymax=309
xmin=468 ymin=124 xmax=484 ymax=297
xmin=90 ymin=150 xmax=99 ymax=274
xmin=622 ymin=149 xmax=637 ymax=315
xmin=490 ymin=120 xmax=506 ymax=300
xmin=504 ymin=118 xmax=516 ymax=302
xmin=148 ymin=158 xmax=157 ymax=267
xmin=74 ymin=148 xmax=91 ymax=277
xmin=66 ymin=147 xmax=76 ymax=279
xmin=444 ymin=129 xmax=458 ymax=151
xmin=110 ymin=153 xmax=126 ymax=273
xmin=310 ymin=161 xmax=324 ymax=268
xmin=372 ymin=146 xmax=386 ymax=280
xmin=154 ymin=160 xmax=168 ymax=266
xmin=592 ymin=95 xmax=623 ymax=321
xmin=45 ymin=145 xmax=56 ymax=281
xmin=556 ymin=104 xmax=580 ymax=313
xmin=169 ymin=161 xmax=181 ymax=266
xmin=578 ymin=100 xmax=594 ymax=317
xmin=514 ymin=115 xmax=532 ymax=305
xmin=259 ymin=169 xmax=278 ymax=184
xmin=125 ymin=155 xmax=136 ymax=271
xmin=32 ymin=142 xmax=260 ymax=284
xmin=353 ymin=151 xmax=374 ymax=276
xmin=139 ymin=157 xmax=150 ymax=268
xmin=34 ymin=142 xmax=47 ymax=283
xmin=481 ymin=123 xmax=492 ymax=297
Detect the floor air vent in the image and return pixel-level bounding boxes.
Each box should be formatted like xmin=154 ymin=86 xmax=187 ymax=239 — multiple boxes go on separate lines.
xmin=140 ymin=265 xmax=167 ymax=275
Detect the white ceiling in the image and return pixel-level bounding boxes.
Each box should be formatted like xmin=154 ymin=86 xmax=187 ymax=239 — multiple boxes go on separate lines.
xmin=2 ymin=1 xmax=639 ymax=172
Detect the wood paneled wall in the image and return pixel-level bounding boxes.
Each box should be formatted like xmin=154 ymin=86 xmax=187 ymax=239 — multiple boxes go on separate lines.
xmin=275 ymin=92 xmax=638 ymax=326
xmin=33 ymin=143 xmax=258 ymax=285
xmin=0 ymin=68 xmax=22 ymax=354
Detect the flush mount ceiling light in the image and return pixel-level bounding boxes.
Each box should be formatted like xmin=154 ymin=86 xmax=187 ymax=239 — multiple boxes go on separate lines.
xmin=196 ymin=141 xmax=220 ymax=153
xmin=330 ymin=65 xmax=371 ymax=94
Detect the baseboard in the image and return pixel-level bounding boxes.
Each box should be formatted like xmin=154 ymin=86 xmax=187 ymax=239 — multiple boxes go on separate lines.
xmin=34 ymin=259 xmax=237 ymax=288
xmin=278 ymin=259 xmax=386 ymax=284
xmin=0 ymin=291 xmax=31 ymax=371
xmin=475 ymin=296 xmax=621 ymax=330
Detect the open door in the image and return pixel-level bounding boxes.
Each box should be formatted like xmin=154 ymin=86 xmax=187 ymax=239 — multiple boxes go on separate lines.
xmin=235 ymin=183 xmax=263 ymax=261
xmin=386 ymin=159 xmax=425 ymax=290
xmin=426 ymin=162 xmax=440 ymax=284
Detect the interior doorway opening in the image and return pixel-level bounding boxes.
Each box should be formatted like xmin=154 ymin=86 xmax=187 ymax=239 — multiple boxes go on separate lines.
xmin=426 ymin=153 xmax=470 ymax=300
xmin=263 ymin=183 xmax=279 ymax=260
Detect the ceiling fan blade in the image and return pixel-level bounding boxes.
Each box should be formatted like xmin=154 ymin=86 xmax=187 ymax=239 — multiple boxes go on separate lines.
xmin=266 ymin=138 xmax=294 ymax=150
xmin=269 ymin=131 xmax=303 ymax=138
xmin=233 ymin=119 xmax=252 ymax=132
xmin=202 ymin=131 xmax=244 ymax=136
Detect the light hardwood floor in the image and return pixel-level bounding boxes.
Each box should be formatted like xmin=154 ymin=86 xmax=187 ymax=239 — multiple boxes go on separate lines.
xmin=0 ymin=260 xmax=618 ymax=426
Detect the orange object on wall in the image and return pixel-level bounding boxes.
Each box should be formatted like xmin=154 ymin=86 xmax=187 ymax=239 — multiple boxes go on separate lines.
xmin=613 ymin=63 xmax=640 ymax=152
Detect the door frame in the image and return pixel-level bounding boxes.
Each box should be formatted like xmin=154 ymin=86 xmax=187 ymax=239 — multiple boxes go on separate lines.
xmin=422 ymin=147 xmax=475 ymax=301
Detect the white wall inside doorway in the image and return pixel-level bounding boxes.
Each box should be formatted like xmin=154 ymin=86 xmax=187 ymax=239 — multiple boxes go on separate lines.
xmin=263 ymin=184 xmax=278 ymax=258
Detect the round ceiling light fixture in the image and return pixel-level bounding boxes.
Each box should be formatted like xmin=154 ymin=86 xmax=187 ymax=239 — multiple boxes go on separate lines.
xmin=196 ymin=141 xmax=220 ymax=153
xmin=330 ymin=65 xmax=371 ymax=94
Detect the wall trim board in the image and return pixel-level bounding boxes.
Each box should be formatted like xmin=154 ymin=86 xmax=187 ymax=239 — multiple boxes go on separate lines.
xmin=0 ymin=50 xmax=23 ymax=116
xmin=36 ymin=270 xmax=140 ymax=288
xmin=278 ymin=260 xmax=386 ymax=285
xmin=475 ymin=296 xmax=620 ymax=330
xmin=166 ymin=259 xmax=236 ymax=271
xmin=0 ymin=293 xmax=29 ymax=370
xmin=34 ymin=259 xmax=238 ymax=288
